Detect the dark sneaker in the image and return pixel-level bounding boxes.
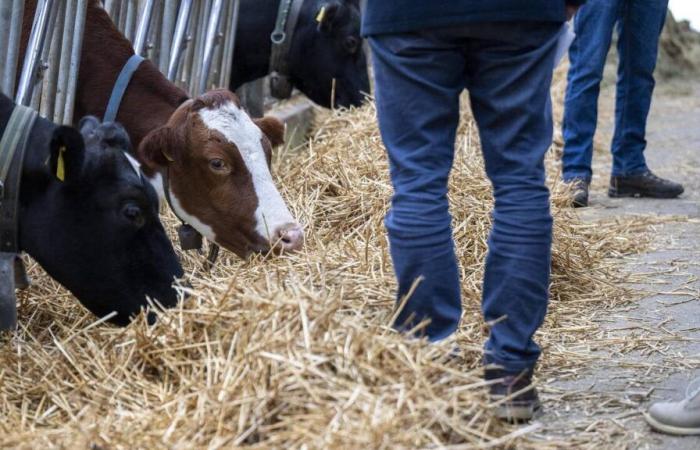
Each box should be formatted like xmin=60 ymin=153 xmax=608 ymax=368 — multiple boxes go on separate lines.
xmin=567 ymin=178 xmax=589 ymax=208
xmin=609 ymin=170 xmax=684 ymax=199
xmin=485 ymin=367 xmax=541 ymax=422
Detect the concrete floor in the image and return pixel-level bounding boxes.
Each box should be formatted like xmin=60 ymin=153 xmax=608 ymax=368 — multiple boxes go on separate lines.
xmin=534 ymin=81 xmax=700 ymax=449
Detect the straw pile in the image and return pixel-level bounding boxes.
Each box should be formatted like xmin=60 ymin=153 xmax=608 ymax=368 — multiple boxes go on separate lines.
xmin=1 ymin=77 xmax=649 ymax=448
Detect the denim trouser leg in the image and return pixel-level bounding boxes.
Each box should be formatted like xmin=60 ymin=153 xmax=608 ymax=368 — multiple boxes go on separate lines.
xmin=370 ymin=33 xmax=466 ymax=341
xmin=562 ymin=0 xmax=620 ymax=182
xmin=464 ymin=26 xmax=559 ymax=372
xmin=370 ymin=22 xmax=560 ymax=371
xmin=611 ymin=0 xmax=668 ymax=177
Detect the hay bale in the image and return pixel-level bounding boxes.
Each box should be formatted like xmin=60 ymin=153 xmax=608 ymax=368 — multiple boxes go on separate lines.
xmin=0 ymin=96 xmax=648 ymax=448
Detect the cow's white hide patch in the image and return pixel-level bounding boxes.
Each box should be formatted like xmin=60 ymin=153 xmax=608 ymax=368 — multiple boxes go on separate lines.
xmin=198 ymin=101 xmax=296 ymax=242
xmin=147 ymin=172 xmax=217 ymax=243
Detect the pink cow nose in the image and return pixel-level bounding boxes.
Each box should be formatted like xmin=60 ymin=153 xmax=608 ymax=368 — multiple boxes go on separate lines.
xmin=273 ymin=223 xmax=304 ymax=252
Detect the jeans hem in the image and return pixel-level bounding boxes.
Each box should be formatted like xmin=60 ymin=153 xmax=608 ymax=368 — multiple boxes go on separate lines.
xmin=611 ymin=166 xmax=649 ymax=178
xmin=483 ymin=354 xmax=539 ymax=373
xmin=562 ymin=173 xmax=592 ymax=183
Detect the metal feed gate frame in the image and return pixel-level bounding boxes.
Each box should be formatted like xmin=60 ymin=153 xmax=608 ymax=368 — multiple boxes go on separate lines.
xmin=104 ymin=0 xmax=241 ymax=97
xmin=0 ymin=0 xmax=88 ymax=124
xmin=1 ymin=0 xmax=242 ymax=125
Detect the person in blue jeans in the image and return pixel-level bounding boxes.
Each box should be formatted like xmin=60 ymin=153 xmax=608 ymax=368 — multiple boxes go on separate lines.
xmin=563 ymin=0 xmax=684 ymax=207
xmin=363 ymin=1 xmax=583 ymax=422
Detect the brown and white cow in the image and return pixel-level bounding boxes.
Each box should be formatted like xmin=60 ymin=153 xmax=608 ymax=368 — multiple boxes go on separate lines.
xmin=21 ymin=0 xmax=303 ymax=258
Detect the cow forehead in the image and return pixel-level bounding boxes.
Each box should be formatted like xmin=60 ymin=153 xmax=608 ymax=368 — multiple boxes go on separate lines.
xmin=197 ymin=102 xmax=263 ymax=158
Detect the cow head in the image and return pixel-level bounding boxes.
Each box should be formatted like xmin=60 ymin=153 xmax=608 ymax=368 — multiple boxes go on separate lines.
xmin=19 ymin=116 xmax=184 ymax=326
xmin=138 ymin=89 xmax=303 ymax=259
xmin=289 ymin=0 xmax=369 ymax=108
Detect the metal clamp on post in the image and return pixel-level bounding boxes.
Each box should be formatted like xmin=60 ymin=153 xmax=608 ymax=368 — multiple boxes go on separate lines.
xmin=0 ymin=104 xmax=38 ymax=331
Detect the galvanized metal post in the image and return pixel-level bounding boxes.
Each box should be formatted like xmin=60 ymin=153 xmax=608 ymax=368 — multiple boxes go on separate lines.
xmin=62 ymin=0 xmax=88 ymax=124
xmin=218 ymin=0 xmax=240 ymax=89
xmin=53 ymin=0 xmax=77 ymax=123
xmin=40 ymin=0 xmax=66 ymax=120
xmin=167 ymin=0 xmax=192 ymax=81
xmin=16 ymin=0 xmax=55 ymax=106
xmin=159 ymin=0 xmax=179 ymax=74
xmin=1 ymin=0 xmax=25 ymax=97
xmin=133 ymin=0 xmax=155 ymax=56
xmin=197 ymin=0 xmax=223 ymax=94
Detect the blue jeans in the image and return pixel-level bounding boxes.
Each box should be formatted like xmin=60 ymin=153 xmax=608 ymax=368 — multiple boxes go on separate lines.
xmin=370 ymin=22 xmax=561 ymax=372
xmin=562 ymin=0 xmax=668 ymax=182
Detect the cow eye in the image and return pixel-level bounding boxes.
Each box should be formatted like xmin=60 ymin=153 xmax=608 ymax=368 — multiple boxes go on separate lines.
xmin=344 ymin=36 xmax=359 ymax=54
xmin=122 ymin=203 xmax=145 ymax=228
xmin=209 ymin=158 xmax=228 ymax=172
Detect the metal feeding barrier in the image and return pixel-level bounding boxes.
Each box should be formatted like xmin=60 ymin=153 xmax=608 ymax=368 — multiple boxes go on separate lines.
xmin=103 ymin=0 xmax=241 ymax=97
xmin=0 ymin=0 xmax=88 ymax=124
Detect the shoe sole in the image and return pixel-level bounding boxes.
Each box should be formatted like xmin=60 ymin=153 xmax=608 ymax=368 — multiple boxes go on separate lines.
xmin=644 ymin=412 xmax=700 ymax=435
xmin=608 ymin=188 xmax=684 ymax=199
xmin=494 ymin=401 xmax=542 ymax=423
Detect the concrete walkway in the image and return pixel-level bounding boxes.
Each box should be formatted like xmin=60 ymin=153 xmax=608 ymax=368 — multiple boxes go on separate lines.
xmin=536 ymin=81 xmax=700 ymax=448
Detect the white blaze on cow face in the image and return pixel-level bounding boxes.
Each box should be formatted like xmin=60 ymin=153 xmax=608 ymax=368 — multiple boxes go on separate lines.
xmin=197 ymin=101 xmax=296 ymax=243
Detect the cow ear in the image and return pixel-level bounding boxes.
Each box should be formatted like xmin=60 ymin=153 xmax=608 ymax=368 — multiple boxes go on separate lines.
xmin=78 ymin=116 xmax=100 ymax=136
xmin=101 ymin=122 xmax=132 ymax=153
xmin=138 ymin=126 xmax=179 ymax=170
xmin=255 ymin=116 xmax=285 ymax=148
xmin=316 ymin=1 xmax=344 ymax=33
xmin=49 ymin=126 xmax=85 ymax=184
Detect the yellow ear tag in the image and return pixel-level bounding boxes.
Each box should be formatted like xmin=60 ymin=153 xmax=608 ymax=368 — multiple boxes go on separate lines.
xmin=316 ymin=6 xmax=326 ymax=23
xmin=162 ymin=149 xmax=175 ymax=163
xmin=56 ymin=146 xmax=66 ymax=182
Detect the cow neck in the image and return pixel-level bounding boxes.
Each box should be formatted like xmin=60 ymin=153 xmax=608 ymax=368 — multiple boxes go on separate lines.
xmin=70 ymin=1 xmax=188 ymax=154
xmin=159 ymin=164 xmax=220 ymax=269
xmin=231 ymin=0 xmax=292 ymax=88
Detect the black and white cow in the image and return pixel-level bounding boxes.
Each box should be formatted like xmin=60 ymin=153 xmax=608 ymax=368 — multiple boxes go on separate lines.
xmin=0 ymin=93 xmax=183 ymax=326
xmin=231 ymin=0 xmax=370 ymax=108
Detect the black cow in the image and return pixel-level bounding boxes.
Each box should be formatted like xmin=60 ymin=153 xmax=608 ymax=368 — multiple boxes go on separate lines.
xmin=0 ymin=93 xmax=183 ymax=326
xmin=231 ymin=0 xmax=370 ymax=108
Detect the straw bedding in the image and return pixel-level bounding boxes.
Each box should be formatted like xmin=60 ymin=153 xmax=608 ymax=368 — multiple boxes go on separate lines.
xmin=0 ymin=71 xmax=650 ymax=448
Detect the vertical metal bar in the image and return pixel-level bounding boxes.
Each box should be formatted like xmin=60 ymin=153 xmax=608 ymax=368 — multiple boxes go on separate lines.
xmin=188 ymin=0 xmax=209 ymax=94
xmin=104 ymin=0 xmax=118 ymax=17
xmin=117 ymin=0 xmax=128 ymax=34
xmin=41 ymin=0 xmax=66 ymax=120
xmin=146 ymin=0 xmax=163 ymax=63
xmin=218 ymin=0 xmax=240 ymax=89
xmin=159 ymin=0 xmax=178 ymax=74
xmin=62 ymin=0 xmax=87 ymax=124
xmin=16 ymin=0 xmax=54 ymax=106
xmin=1 ymin=0 xmax=25 ymax=96
xmin=209 ymin=0 xmax=225 ymax=87
xmin=197 ymin=0 xmax=222 ymax=94
xmin=53 ymin=0 xmax=77 ymax=123
xmin=124 ymin=0 xmax=137 ymax=43
xmin=167 ymin=0 xmax=192 ymax=81
xmin=0 ymin=4 xmax=11 ymax=69
xmin=180 ymin=0 xmax=199 ymax=89
xmin=133 ymin=0 xmax=155 ymax=55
